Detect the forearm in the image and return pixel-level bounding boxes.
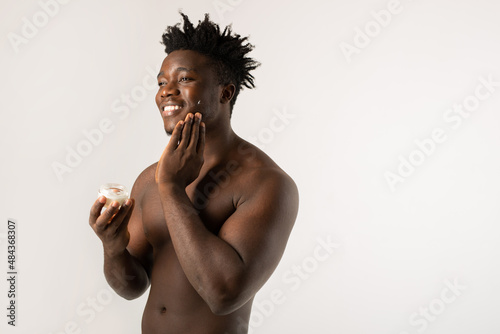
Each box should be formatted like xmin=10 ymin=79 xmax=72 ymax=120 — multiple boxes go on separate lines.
xmin=103 ymin=248 xmax=150 ymax=300
xmin=158 ymin=183 xmax=246 ymax=313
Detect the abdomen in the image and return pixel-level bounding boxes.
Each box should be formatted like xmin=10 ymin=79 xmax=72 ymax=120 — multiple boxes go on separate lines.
xmin=141 ymin=244 xmax=252 ymax=334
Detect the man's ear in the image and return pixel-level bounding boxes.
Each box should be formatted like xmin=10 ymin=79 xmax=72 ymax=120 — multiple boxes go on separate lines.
xmin=220 ymin=84 xmax=236 ymax=104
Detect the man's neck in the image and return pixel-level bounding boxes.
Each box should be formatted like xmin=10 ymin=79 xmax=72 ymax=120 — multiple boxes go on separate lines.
xmin=202 ymin=125 xmax=238 ymax=167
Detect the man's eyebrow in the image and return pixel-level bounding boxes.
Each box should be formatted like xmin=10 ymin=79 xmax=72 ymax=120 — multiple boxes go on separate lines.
xmin=157 ymin=67 xmax=196 ymax=79
xmin=176 ymin=67 xmax=196 ymax=72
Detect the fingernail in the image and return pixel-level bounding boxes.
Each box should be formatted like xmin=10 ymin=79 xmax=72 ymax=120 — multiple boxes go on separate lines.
xmin=111 ymin=201 xmax=119 ymax=208
xmin=125 ymin=199 xmax=131 ymax=206
xmin=98 ymin=196 xmax=106 ymax=204
xmin=196 ymin=113 xmax=202 ymax=119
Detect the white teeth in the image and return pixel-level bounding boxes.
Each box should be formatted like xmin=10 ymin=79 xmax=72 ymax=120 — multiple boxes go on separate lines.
xmin=163 ymin=105 xmax=182 ymax=112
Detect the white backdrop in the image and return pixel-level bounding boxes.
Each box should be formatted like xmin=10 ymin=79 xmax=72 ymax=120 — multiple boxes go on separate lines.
xmin=1 ymin=0 xmax=500 ymax=333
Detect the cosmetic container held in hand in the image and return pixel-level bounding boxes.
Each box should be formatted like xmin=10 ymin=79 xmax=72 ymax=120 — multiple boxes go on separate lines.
xmin=98 ymin=183 xmax=129 ymax=208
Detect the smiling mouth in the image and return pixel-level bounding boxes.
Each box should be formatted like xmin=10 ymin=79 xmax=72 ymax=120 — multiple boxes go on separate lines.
xmin=162 ymin=105 xmax=183 ymax=116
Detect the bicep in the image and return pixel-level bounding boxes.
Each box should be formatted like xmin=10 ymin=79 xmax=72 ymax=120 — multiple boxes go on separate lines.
xmin=218 ymin=172 xmax=299 ymax=289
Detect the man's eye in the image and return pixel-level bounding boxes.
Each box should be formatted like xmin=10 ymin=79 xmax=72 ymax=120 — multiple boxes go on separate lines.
xmin=180 ymin=77 xmax=191 ymax=82
xmin=158 ymin=82 xmax=167 ymax=87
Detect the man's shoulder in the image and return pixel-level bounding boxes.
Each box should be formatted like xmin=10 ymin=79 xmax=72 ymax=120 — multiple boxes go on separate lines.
xmin=129 ymin=162 xmax=158 ymax=200
xmin=231 ymin=139 xmax=298 ymax=202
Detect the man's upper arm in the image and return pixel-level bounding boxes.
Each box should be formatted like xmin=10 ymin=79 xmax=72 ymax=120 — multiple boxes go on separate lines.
xmin=126 ymin=165 xmax=155 ymax=278
xmin=218 ymin=168 xmax=299 ymax=296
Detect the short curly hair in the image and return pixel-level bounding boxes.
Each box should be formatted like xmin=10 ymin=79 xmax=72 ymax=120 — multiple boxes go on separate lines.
xmin=161 ymin=12 xmax=260 ymax=114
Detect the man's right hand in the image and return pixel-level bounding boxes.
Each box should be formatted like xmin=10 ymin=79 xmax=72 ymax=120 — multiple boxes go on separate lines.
xmin=89 ymin=197 xmax=135 ymax=257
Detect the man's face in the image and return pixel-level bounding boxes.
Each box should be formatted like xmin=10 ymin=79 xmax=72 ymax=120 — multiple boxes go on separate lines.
xmin=156 ymin=50 xmax=221 ymax=135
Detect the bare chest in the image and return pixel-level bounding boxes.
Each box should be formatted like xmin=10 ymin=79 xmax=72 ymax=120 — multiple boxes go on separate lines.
xmin=141 ymin=169 xmax=239 ymax=247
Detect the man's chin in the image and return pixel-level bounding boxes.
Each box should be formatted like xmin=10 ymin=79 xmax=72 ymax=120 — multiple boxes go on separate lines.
xmin=163 ymin=120 xmax=177 ymax=136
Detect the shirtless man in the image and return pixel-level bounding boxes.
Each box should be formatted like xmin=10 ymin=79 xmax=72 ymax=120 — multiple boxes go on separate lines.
xmin=89 ymin=13 xmax=298 ymax=334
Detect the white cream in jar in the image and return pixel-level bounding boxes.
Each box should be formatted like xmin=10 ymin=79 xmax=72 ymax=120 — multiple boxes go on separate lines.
xmin=98 ymin=183 xmax=129 ymax=208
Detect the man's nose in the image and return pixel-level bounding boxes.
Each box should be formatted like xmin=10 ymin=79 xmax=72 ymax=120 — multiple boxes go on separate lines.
xmin=160 ymin=82 xmax=180 ymax=98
